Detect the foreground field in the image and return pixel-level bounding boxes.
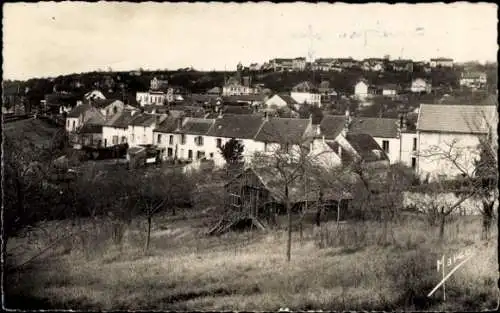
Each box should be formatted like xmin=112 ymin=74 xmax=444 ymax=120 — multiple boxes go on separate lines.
xmin=5 ymin=212 xmax=498 ymax=311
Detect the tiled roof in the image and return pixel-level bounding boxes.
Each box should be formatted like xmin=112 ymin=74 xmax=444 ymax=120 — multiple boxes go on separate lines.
xmin=325 ymin=141 xmax=355 ymax=164
xmin=292 ymin=81 xmax=318 ymax=92
xmin=223 ymin=94 xmax=266 ymax=103
xmin=346 ymin=133 xmax=388 ymax=162
xmin=78 ymin=123 xmax=103 ymax=134
xmin=177 ymin=118 xmax=215 ymax=135
xmin=349 ymin=117 xmax=400 ymax=138
xmin=128 ymin=113 xmax=157 ymax=127
xmin=105 ymin=110 xmax=137 ymax=128
xmin=417 ymin=104 xmax=497 ymax=134
xmin=153 ymin=116 xmax=179 ymax=133
xmin=91 ymin=99 xmax=122 ymax=109
xmin=207 ymin=114 xmax=265 ymax=139
xmin=278 ymin=94 xmax=299 ymax=105
xmin=67 ymin=103 xmax=92 ymax=118
xmin=254 ymin=117 xmax=311 ymax=144
xmin=223 ymin=106 xmax=254 ymax=115
xmin=319 ymin=115 xmax=345 ymax=139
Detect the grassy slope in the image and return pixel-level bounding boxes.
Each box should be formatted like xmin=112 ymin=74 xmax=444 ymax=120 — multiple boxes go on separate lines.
xmin=3 ymin=118 xmax=60 ymax=147
xmin=5 ymin=211 xmax=498 ymax=311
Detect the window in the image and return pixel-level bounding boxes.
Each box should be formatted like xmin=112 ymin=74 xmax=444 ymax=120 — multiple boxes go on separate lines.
xmin=112 ymin=136 xmax=118 ymax=145
xmin=180 ymin=134 xmax=186 ymax=144
xmin=411 ymin=157 xmax=416 ymax=169
xmin=157 ymin=134 xmax=162 ymax=144
xmin=412 ymin=138 xmax=417 ymax=151
xmin=197 ymin=151 xmax=205 ymax=159
xmin=113 ymin=106 xmax=118 ymax=114
xmin=209 ymin=152 xmax=214 ymax=158
xmin=216 ymin=138 xmax=222 ymax=148
xmin=104 ymin=139 xmax=107 ymax=147
xmin=131 ymin=134 xmax=135 ymax=143
xmin=167 ymin=148 xmax=173 ymax=157
xmin=67 ymin=120 xmax=70 ymax=128
xmin=264 ymin=142 xmax=268 ymax=152
xmin=195 ymin=136 xmax=204 ymax=146
xmin=188 ymin=150 xmax=193 ymax=159
xmin=169 ymin=135 xmax=174 ymax=145
xmin=72 ymin=121 xmax=76 ymax=131
xmin=382 ymin=140 xmax=389 ymax=153
xmin=121 ymin=136 xmax=127 ymax=143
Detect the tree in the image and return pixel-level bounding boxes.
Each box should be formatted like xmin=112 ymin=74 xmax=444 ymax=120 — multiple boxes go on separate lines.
xmin=219 ymin=138 xmax=244 ymax=174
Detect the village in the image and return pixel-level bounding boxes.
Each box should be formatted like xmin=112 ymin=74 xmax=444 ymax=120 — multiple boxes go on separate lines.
xmin=3 ymin=2 xmax=498 ymax=312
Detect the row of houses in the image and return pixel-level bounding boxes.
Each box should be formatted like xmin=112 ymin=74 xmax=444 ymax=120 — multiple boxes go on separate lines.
xmin=65 ymin=92 xmax=497 ymax=182
xmin=246 ymin=57 xmax=455 ymax=73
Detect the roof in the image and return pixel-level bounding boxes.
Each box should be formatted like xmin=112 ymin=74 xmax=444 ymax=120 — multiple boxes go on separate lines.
xmin=292 ymin=81 xmax=318 ymax=92
xmin=128 ymin=113 xmax=158 ymax=127
xmin=91 ymin=99 xmax=122 ymax=109
xmin=417 ymin=104 xmax=497 ymax=134
xmin=271 ymin=94 xmax=298 ymax=105
xmin=177 ymin=118 xmax=215 ymax=135
xmin=78 ymin=123 xmax=103 ymax=134
xmin=346 ymin=133 xmax=388 ymax=162
xmin=223 ymin=106 xmax=254 ymax=115
xmin=243 ymin=167 xmax=352 ymax=203
xmin=381 ymin=84 xmax=400 ymax=90
xmin=254 ymin=117 xmax=311 ymax=144
xmin=207 ymin=114 xmax=265 ymax=139
xmin=207 ymin=87 xmax=221 ymax=94
xmin=325 ymin=141 xmax=355 ymax=164
xmin=153 ymin=116 xmax=179 ymax=133
xmin=105 ymin=110 xmax=137 ymax=128
xmin=431 ymin=58 xmax=454 ymax=61
xmin=349 ymin=117 xmax=400 ymax=138
xmin=67 ymin=103 xmax=92 ymax=118
xmin=319 ymin=115 xmax=345 ymax=139
xmin=223 ymin=94 xmax=266 ymax=103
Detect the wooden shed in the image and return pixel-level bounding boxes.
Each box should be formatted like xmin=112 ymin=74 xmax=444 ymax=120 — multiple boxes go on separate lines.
xmin=224 ymin=167 xmax=353 ymax=227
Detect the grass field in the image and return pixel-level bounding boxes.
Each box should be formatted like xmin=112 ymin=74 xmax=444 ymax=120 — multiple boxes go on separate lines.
xmin=3 ymin=118 xmax=61 ymax=147
xmin=5 ymin=211 xmax=498 ymax=311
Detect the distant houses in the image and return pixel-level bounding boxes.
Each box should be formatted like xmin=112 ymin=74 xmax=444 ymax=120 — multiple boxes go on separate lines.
xmin=290 ymin=81 xmax=321 ymax=106
xmin=411 ymin=78 xmax=432 ymax=94
xmin=430 ymin=58 xmax=454 ymax=68
xmin=459 ymin=71 xmax=487 ymax=89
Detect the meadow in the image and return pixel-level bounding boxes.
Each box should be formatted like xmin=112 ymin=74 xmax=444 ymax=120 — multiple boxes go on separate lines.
xmin=5 ymin=210 xmax=498 ymax=311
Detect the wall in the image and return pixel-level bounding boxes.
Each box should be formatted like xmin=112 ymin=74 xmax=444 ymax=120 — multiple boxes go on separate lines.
xmin=290 ymin=92 xmax=321 ymax=106
xmin=265 ymin=95 xmax=287 ymax=108
xmin=354 ymin=82 xmax=368 ymax=99
xmin=417 ymin=131 xmax=482 ymax=181
xmin=136 ymin=92 xmax=166 ymax=106
xmin=102 ymin=126 xmax=128 ymax=147
xmin=310 ymin=138 xmax=342 ymax=168
xmin=373 ymin=136 xmax=400 ymax=164
xmin=128 ymin=124 xmax=156 ymax=147
xmin=400 ymin=132 xmax=418 ymax=168
xmin=66 ymin=117 xmax=79 ymax=132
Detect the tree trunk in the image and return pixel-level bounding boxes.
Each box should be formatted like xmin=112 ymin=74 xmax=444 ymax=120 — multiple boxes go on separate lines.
xmin=286 ymin=185 xmax=292 ymax=262
xmin=439 ymin=213 xmax=446 ymax=242
xmin=144 ymin=216 xmax=152 ymax=254
xmin=481 ymin=201 xmax=494 ymax=241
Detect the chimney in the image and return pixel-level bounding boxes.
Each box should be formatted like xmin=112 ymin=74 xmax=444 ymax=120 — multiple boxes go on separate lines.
xmin=176 ymin=117 xmax=183 ymax=131
xmin=316 ymin=125 xmax=321 ymax=136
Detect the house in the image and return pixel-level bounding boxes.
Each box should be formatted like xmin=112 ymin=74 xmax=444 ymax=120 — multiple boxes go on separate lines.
xmin=318 ymin=81 xmax=338 ymax=103
xmin=354 ymin=79 xmax=370 ymax=100
xmin=127 ymin=113 xmax=168 ymax=147
xmin=381 ymin=84 xmax=400 ymax=97
xmin=391 ymin=59 xmax=413 ymax=72
xmin=459 ymin=72 xmax=487 ymax=89
xmin=206 ymin=114 xmax=268 ymax=166
xmin=334 ymin=58 xmax=357 ymax=68
xmin=311 ymin=113 xmax=390 ymax=168
xmin=76 ymin=123 xmax=104 ymax=148
xmin=150 ymin=77 xmax=169 ymax=91
xmin=91 ymin=99 xmax=134 ymax=119
xmin=362 ymin=58 xmax=385 ymax=72
xmin=169 ymin=117 xmax=216 ymax=161
xmin=136 ymin=91 xmax=168 ymax=106
xmin=253 ymin=116 xmax=314 ymax=156
xmin=222 ymin=94 xmax=267 ymax=107
xmin=411 ymin=78 xmax=432 ymax=93
xmin=65 ymin=102 xmax=105 ymax=133
xmin=84 ymin=90 xmax=107 ymax=101
xmin=416 ymin=103 xmax=497 ymax=181
xmin=45 ymin=92 xmax=79 ymax=115
xmin=270 ymin=58 xmax=294 ymax=72
xmin=223 ymin=166 xmax=353 ymax=227
xmin=222 ymin=75 xmax=255 ymax=96
xmin=207 ymin=86 xmax=222 ymax=95
xmin=291 ymin=81 xmax=322 ymax=106
xmin=430 ymin=58 xmax=454 ymax=68
xmin=102 ymin=109 xmax=140 ymax=147
xmin=249 ymin=63 xmax=262 ymax=71
xmin=153 ymin=116 xmax=181 ymax=160
xmin=265 ymin=94 xmax=300 ymax=110
xmin=292 ymin=57 xmax=307 ymax=71
xmin=313 ymin=58 xmax=334 ymax=71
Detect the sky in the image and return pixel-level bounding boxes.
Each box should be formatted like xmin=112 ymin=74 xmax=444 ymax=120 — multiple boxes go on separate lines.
xmin=2 ymin=2 xmax=498 ymax=80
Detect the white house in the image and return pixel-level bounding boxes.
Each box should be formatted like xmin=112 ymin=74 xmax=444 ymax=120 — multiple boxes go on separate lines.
xmin=416 ymin=103 xmax=497 ymax=181
xmin=65 ymin=103 xmax=105 ymax=133
xmin=92 ymin=99 xmax=134 ymax=120
xmin=153 ymin=117 xmax=182 ymax=160
xmin=411 ymin=78 xmax=432 ymax=93
xmin=459 ymin=72 xmax=487 ymax=89
xmin=430 ymin=58 xmax=454 ymax=68
xmin=222 ymin=76 xmax=255 ymax=96
xmin=127 ymin=113 xmax=168 ymax=147
xmin=290 ymin=81 xmax=321 ymax=106
xmin=161 ymin=117 xmax=217 ymax=162
xmin=400 ymin=131 xmax=418 ymax=170
xmin=292 ymin=57 xmax=307 ymax=71
xmin=136 ymin=91 xmax=168 ymax=106
xmin=265 ymin=94 xmax=300 ymax=110
xmin=354 ymin=80 xmax=369 ymax=100
xmin=102 ymin=110 xmax=140 ymax=147
xmin=381 ymin=84 xmax=399 ymax=97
